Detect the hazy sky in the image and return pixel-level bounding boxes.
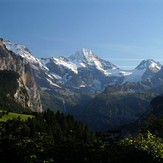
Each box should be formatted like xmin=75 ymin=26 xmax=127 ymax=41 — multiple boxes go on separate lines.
xmin=1 ymin=0 xmax=163 ymax=69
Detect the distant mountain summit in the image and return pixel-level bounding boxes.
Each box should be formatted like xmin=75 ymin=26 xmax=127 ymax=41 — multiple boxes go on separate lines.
xmin=135 ymin=59 xmax=162 ymax=81
xmin=69 ymin=48 xmax=96 ymax=64
xmin=136 ymin=59 xmax=161 ymax=71
xmin=4 ymin=39 xmax=39 ymax=63
xmin=68 ymin=48 xmax=118 ymax=72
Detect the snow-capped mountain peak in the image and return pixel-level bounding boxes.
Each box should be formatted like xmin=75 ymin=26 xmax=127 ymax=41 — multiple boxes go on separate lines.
xmin=81 ymin=48 xmax=95 ymax=59
xmin=68 ymin=48 xmax=118 ymax=72
xmin=136 ymin=59 xmax=162 ymax=72
xmin=68 ymin=48 xmax=96 ymax=64
xmin=3 ymin=39 xmax=49 ymax=71
xmin=3 ymin=39 xmax=39 ymax=63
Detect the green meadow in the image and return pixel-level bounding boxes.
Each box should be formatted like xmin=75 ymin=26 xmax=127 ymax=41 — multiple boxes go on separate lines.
xmin=0 ymin=110 xmax=33 ymax=122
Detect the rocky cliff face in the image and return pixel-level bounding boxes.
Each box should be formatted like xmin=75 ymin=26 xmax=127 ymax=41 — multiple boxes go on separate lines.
xmin=0 ymin=39 xmax=42 ymax=112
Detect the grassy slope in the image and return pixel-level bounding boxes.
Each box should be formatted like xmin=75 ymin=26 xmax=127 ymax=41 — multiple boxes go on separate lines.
xmin=0 ymin=110 xmax=33 ymax=122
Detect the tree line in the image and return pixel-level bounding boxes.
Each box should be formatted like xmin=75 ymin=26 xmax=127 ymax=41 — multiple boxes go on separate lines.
xmin=1 ymin=109 xmax=162 ymax=163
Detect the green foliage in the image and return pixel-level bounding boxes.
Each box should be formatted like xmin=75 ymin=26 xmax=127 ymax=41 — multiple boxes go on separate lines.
xmin=1 ymin=109 xmax=163 ymax=162
xmin=141 ymin=115 xmax=163 ymax=138
xmin=114 ymin=113 xmax=163 ymax=163
xmin=0 ymin=109 xmax=95 ymax=162
xmin=0 ymin=110 xmax=33 ymax=122
xmin=121 ymin=132 xmax=163 ymax=161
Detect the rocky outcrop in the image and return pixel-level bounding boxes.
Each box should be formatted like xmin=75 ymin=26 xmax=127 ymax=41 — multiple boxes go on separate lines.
xmin=0 ymin=39 xmax=42 ymax=112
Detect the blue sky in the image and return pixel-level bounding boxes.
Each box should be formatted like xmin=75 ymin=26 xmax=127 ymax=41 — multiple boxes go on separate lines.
xmin=0 ymin=0 xmax=163 ymax=69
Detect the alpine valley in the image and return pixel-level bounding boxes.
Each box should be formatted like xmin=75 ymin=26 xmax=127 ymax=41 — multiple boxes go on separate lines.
xmin=1 ymin=38 xmax=163 ymax=132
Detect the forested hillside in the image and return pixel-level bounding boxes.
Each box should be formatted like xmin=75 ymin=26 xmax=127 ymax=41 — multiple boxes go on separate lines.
xmin=0 ymin=109 xmax=162 ymax=163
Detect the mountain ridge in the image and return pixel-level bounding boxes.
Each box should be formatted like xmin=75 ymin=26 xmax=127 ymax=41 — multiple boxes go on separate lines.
xmin=3 ymin=39 xmax=162 ymax=92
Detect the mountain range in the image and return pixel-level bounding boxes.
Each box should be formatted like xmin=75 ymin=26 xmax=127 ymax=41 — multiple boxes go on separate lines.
xmin=4 ymin=39 xmax=162 ymax=92
xmin=1 ymin=38 xmax=163 ymax=131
